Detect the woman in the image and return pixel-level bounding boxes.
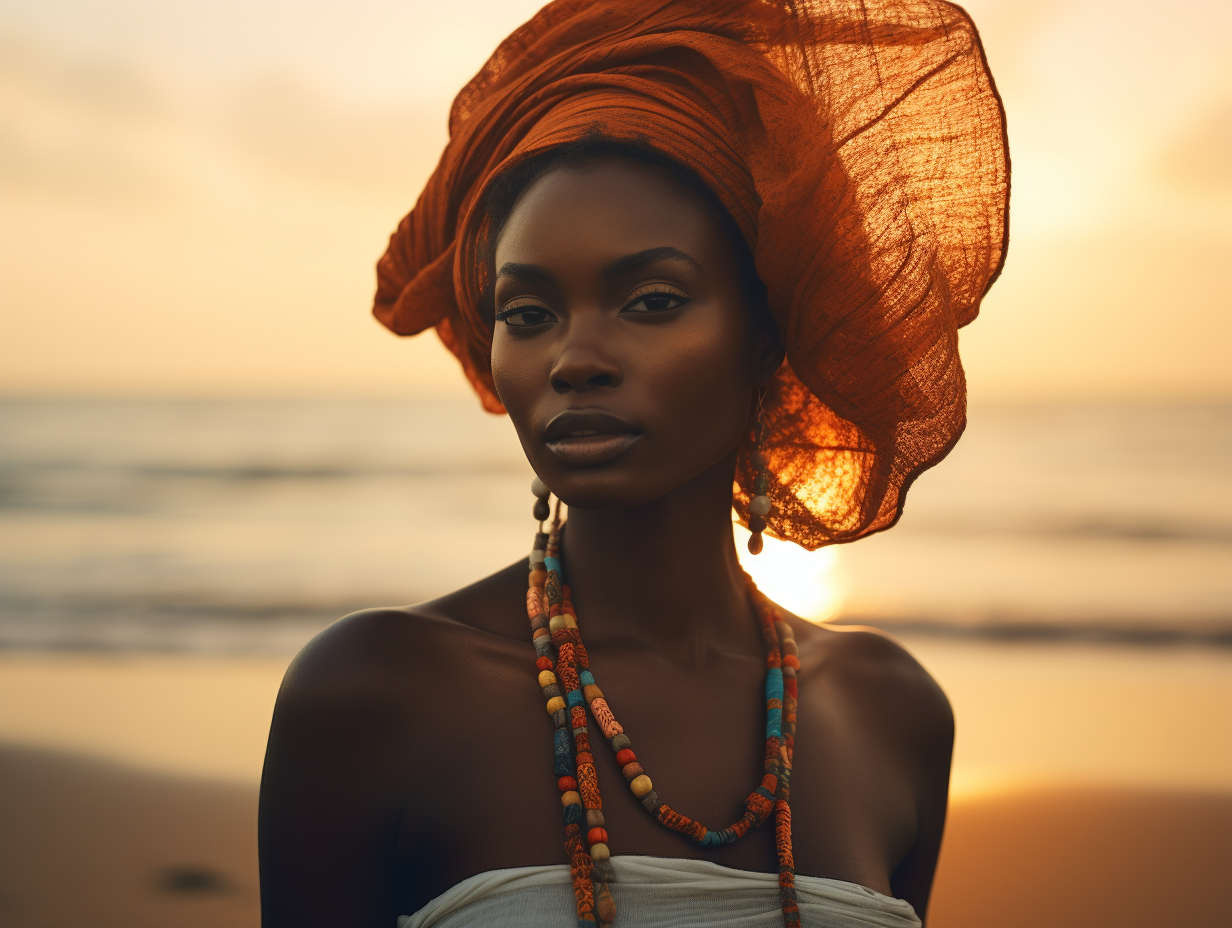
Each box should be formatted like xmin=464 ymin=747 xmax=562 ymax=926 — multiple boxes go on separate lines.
xmin=259 ymin=1 xmax=1008 ymax=926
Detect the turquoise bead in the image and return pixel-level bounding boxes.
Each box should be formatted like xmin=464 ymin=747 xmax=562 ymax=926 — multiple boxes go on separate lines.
xmin=765 ymin=667 xmax=784 ymax=701
xmin=766 ymin=707 xmax=782 ymax=739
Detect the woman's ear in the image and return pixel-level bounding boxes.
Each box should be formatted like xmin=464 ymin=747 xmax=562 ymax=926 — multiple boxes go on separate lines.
xmin=751 ymin=313 xmax=785 ymax=384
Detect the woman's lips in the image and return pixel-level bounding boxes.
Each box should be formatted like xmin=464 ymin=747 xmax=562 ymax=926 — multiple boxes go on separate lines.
xmin=545 ymin=431 xmax=641 ymax=466
xmin=542 ymin=410 xmax=641 ymax=466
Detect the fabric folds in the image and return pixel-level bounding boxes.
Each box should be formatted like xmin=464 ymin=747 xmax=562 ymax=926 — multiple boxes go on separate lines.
xmin=374 ymin=0 xmax=1009 ymax=549
xmin=398 ymin=855 xmax=921 ymax=928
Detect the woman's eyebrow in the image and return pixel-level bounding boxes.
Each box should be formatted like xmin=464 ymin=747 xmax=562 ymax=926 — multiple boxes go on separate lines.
xmin=602 ymin=247 xmax=703 ymax=280
xmin=496 ymin=262 xmax=555 ymax=284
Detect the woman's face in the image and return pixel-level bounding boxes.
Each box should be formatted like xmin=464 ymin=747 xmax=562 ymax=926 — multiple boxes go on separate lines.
xmin=490 ymin=156 xmax=767 ymax=510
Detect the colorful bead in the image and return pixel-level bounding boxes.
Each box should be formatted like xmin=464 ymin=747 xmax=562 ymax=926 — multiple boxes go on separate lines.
xmin=587 ymin=827 xmax=609 ymax=845
xmin=558 ymin=776 xmax=578 ymax=791
xmin=537 ymin=656 xmax=554 ymax=671
xmin=588 ymin=842 xmax=610 ymax=861
xmin=596 ymin=887 xmax=617 ymax=924
xmin=621 ymin=762 xmax=644 ymax=781
xmin=585 ymin=809 xmax=605 ymax=828
xmin=546 ymin=696 xmax=567 ymax=714
xmin=615 ymin=748 xmax=636 ymax=767
xmin=629 ymin=774 xmax=654 ymax=797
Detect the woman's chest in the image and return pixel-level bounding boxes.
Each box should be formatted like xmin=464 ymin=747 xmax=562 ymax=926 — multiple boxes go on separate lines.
xmin=394 ymin=645 xmax=916 ymax=909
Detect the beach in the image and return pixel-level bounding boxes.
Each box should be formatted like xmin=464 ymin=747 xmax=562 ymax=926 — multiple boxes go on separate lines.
xmin=2 ymin=398 xmax=1230 ymax=926
xmin=3 ymin=640 xmax=1230 ymax=928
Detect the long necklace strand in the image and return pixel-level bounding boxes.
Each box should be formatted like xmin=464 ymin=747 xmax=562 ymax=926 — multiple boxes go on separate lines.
xmin=525 ymin=495 xmax=801 ymax=927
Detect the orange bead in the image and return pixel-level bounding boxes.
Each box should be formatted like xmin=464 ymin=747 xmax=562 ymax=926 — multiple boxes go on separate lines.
xmin=536 ymin=656 xmax=553 ymax=670
xmin=558 ymin=776 xmax=577 ymax=791
xmin=587 ymin=827 xmax=608 ymax=845
xmin=529 ymin=569 xmax=546 ymax=587
xmin=615 ymin=748 xmax=636 ymax=767
xmin=783 ymin=654 xmax=800 ymax=669
xmin=596 ymin=888 xmax=617 ymax=924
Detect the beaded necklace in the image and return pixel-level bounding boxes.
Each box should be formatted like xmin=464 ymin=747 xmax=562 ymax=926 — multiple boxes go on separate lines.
xmin=525 ymin=487 xmax=801 ymax=927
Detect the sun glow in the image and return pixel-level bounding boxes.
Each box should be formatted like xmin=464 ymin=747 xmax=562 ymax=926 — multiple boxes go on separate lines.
xmin=734 ymin=522 xmax=842 ymax=622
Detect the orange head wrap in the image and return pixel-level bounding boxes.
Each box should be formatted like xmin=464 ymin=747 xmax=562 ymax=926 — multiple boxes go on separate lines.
xmin=374 ymin=0 xmax=1009 ymax=549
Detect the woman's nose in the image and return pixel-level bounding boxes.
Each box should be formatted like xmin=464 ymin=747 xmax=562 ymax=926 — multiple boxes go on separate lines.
xmin=549 ymin=328 xmax=624 ymax=395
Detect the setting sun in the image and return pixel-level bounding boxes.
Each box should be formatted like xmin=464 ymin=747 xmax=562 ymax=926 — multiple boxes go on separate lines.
xmin=735 ymin=521 xmax=842 ymax=622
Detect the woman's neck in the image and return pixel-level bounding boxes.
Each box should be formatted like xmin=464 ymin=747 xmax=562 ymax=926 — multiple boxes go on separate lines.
xmin=557 ymin=451 xmax=760 ymax=667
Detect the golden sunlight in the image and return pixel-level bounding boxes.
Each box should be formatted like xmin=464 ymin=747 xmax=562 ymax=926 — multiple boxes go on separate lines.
xmin=734 ymin=522 xmax=842 ymax=622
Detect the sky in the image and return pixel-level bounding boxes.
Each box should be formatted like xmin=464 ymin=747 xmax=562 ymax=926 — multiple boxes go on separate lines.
xmin=1 ymin=0 xmax=1230 ymax=399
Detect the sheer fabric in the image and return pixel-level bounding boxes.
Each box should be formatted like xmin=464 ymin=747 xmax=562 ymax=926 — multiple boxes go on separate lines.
xmin=374 ymin=0 xmax=1008 ymax=548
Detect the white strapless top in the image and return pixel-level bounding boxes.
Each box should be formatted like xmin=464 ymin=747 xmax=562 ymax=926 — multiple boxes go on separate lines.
xmin=399 ymin=855 xmax=920 ymax=928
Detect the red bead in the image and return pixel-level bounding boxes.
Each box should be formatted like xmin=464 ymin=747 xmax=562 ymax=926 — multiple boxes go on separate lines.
xmin=536 ymin=656 xmax=554 ymax=670
xmin=587 ymin=827 xmax=609 ymax=845
xmin=558 ymin=776 xmax=577 ymax=791
xmin=615 ymin=748 xmax=637 ymax=767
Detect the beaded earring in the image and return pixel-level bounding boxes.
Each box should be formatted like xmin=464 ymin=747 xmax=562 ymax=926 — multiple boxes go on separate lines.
xmin=748 ymin=391 xmax=772 ymax=555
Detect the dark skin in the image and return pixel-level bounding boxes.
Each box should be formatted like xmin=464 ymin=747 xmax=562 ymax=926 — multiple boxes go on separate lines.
xmin=259 ymin=158 xmax=953 ymax=926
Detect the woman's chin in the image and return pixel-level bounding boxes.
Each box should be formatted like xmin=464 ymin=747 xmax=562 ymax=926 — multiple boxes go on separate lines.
xmin=538 ymin=467 xmax=672 ymax=513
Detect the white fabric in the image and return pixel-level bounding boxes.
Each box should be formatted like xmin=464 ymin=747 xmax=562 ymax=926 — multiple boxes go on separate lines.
xmin=398 ymin=855 xmax=920 ymax=928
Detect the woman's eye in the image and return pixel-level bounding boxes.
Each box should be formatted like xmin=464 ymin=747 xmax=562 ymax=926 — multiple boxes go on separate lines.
xmin=622 ymin=288 xmax=690 ymax=314
xmin=496 ymin=305 xmax=555 ymax=327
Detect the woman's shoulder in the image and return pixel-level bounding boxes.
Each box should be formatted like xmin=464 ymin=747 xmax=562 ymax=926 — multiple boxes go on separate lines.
xmin=274 ymin=559 xmax=534 ymax=715
xmin=791 ymin=617 xmax=953 ymax=756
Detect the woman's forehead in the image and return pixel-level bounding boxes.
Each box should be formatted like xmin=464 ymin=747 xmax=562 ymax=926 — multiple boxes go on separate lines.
xmin=495 ymin=158 xmax=722 ymax=267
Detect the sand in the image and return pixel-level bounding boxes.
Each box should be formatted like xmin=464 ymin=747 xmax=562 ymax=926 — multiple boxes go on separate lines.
xmin=0 ymin=744 xmax=259 ymax=928
xmin=1 ymin=643 xmax=1230 ymax=926
xmin=3 ymin=743 xmax=1230 ymax=928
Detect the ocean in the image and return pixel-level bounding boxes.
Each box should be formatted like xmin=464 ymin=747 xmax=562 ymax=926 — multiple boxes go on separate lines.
xmin=2 ymin=398 xmax=1229 ymax=653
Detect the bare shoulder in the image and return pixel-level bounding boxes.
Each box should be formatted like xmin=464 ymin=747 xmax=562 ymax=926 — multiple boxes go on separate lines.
xmin=273 ymin=559 xmax=531 ymax=723
xmin=792 ymin=618 xmax=953 ymax=758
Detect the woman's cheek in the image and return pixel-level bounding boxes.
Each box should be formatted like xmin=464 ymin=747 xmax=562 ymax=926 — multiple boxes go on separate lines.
xmin=490 ymin=335 xmax=538 ymax=415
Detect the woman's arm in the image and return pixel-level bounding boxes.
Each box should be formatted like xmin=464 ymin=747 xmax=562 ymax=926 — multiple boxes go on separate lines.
xmin=888 ymin=676 xmax=954 ymax=924
xmin=258 ymin=611 xmax=418 ymax=928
